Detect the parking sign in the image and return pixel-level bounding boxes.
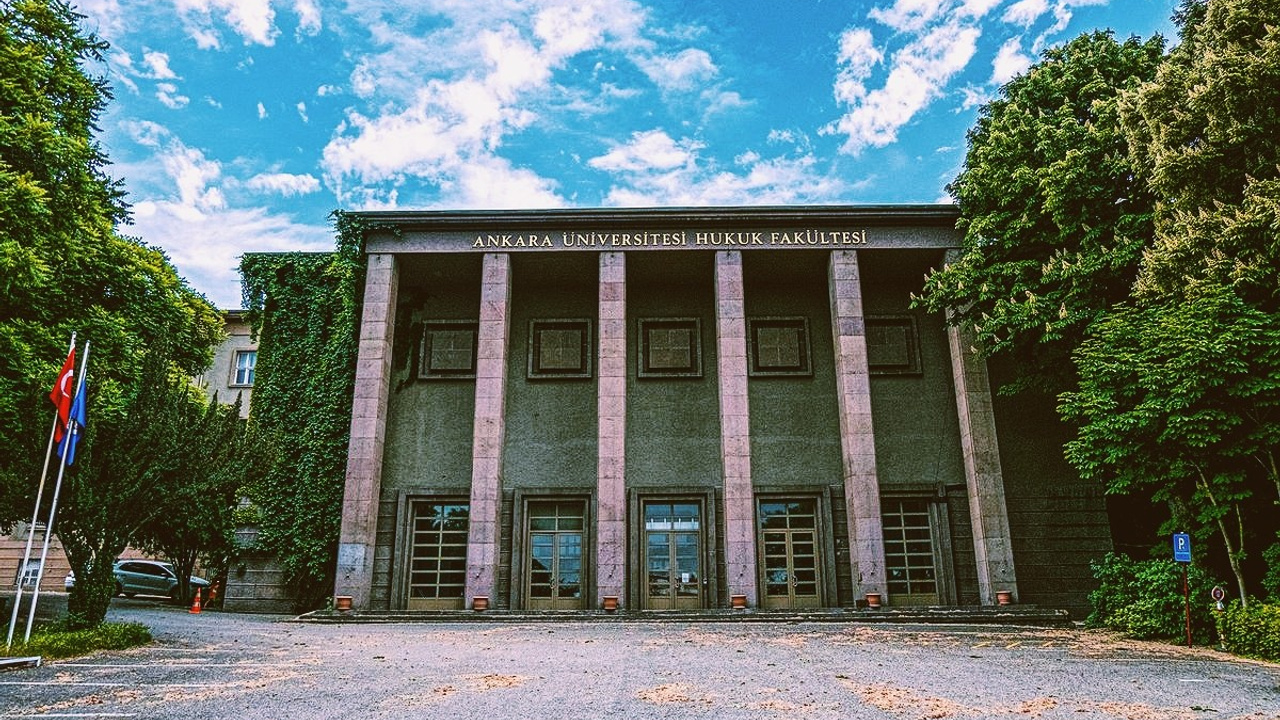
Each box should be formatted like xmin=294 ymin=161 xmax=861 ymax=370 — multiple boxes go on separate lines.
xmin=1173 ymin=533 xmax=1192 ymax=563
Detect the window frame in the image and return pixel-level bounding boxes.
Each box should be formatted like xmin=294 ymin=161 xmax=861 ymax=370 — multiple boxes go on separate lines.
xmin=747 ymin=317 xmax=813 ymax=377
xmin=230 ymin=349 xmax=257 ymax=387
xmin=418 ymin=320 xmax=480 ymax=380
xmin=637 ymin=318 xmax=703 ymax=379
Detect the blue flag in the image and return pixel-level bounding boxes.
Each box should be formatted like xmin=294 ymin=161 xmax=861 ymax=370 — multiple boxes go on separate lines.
xmin=58 ymin=375 xmax=87 ymax=466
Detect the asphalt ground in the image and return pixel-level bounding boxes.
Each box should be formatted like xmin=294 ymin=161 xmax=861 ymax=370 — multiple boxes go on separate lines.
xmin=1 ymin=600 xmax=1278 ymax=719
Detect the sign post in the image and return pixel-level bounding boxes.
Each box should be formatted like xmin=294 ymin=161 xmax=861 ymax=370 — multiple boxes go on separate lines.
xmin=1172 ymin=533 xmax=1192 ymax=647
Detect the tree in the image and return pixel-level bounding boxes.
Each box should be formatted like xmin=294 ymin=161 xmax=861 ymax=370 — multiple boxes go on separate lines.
xmin=917 ymin=31 xmax=1164 ymax=394
xmin=0 ymin=0 xmax=222 ymax=527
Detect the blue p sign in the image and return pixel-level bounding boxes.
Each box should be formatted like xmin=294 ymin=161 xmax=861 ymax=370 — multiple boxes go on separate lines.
xmin=1173 ymin=533 xmax=1192 ymax=563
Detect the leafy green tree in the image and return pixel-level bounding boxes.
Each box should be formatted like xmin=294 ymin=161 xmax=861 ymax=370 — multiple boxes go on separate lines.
xmin=917 ymin=31 xmax=1164 ymax=394
xmin=0 ymin=0 xmax=222 ymax=527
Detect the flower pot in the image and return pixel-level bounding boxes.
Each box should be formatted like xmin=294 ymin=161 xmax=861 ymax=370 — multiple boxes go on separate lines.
xmin=730 ymin=594 xmax=747 ymax=610
xmin=996 ymin=590 xmax=1013 ymax=606
xmin=602 ymin=596 xmax=619 ymax=612
xmin=865 ymin=592 xmax=882 ymax=609
xmin=472 ymin=595 xmax=489 ymax=611
xmin=333 ymin=595 xmax=353 ymax=612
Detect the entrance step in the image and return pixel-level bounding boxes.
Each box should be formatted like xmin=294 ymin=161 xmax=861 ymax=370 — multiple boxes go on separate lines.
xmin=295 ymin=605 xmax=1072 ymax=627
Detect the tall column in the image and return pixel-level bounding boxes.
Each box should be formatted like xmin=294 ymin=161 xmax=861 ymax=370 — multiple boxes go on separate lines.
xmin=335 ymin=253 xmax=399 ymax=608
xmin=596 ymin=252 xmax=627 ymax=607
xmin=715 ymin=250 xmax=758 ymax=605
xmin=828 ymin=250 xmax=888 ymax=602
xmin=944 ymin=249 xmax=1019 ymax=604
xmin=465 ymin=253 xmax=512 ymax=607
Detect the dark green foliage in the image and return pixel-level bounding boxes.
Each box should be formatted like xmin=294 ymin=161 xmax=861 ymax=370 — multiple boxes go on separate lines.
xmin=237 ymin=211 xmax=366 ymax=610
xmin=917 ymin=31 xmax=1164 ymax=395
xmin=1217 ymin=601 xmax=1280 ymax=661
xmin=1087 ymin=552 xmax=1220 ymax=643
xmin=4 ymin=621 xmax=150 ymax=659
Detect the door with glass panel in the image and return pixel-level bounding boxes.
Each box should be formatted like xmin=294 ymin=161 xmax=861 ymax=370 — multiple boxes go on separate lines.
xmin=882 ymin=499 xmax=940 ymax=606
xmin=643 ymin=501 xmax=703 ymax=610
xmin=758 ymin=499 xmax=822 ymax=609
xmin=526 ymin=500 xmax=586 ymax=610
xmin=406 ymin=501 xmax=469 ymax=610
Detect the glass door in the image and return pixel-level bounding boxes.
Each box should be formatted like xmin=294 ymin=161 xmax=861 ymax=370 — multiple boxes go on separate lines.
xmin=882 ymin=499 xmax=939 ymax=606
xmin=643 ymin=501 xmax=702 ymax=610
xmin=526 ymin=500 xmax=585 ymax=610
xmin=758 ymin=499 xmax=822 ymax=609
xmin=406 ymin=501 xmax=469 ymax=610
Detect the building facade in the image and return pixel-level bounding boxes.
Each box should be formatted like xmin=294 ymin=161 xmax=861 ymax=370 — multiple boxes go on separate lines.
xmin=333 ymin=206 xmax=1111 ymax=615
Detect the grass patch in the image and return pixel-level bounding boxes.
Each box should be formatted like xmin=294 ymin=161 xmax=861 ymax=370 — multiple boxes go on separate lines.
xmin=2 ymin=621 xmax=151 ymax=660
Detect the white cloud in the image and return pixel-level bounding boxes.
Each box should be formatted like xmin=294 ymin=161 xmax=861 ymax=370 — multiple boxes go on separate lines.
xmin=588 ymin=129 xmax=849 ymax=206
xmin=869 ymin=0 xmax=949 ymax=32
xmin=257 ymin=102 xmax=268 ymax=119
xmin=991 ymin=37 xmax=1033 ymax=83
xmin=143 ymin=51 xmax=178 ymax=80
xmin=957 ymin=84 xmax=991 ymax=111
xmin=296 ymin=101 xmax=308 ymax=122
xmin=1003 ymin=0 xmax=1049 ymax=26
xmin=825 ymin=19 xmax=980 ymax=154
xmin=244 ymin=172 xmax=321 ymax=196
xmin=174 ymin=0 xmax=280 ymax=47
xmin=294 ymin=0 xmax=321 ymax=37
xmin=156 ymin=83 xmax=191 ymax=109
xmin=636 ymin=48 xmax=718 ymax=92
xmin=122 ymin=120 xmax=225 ymax=217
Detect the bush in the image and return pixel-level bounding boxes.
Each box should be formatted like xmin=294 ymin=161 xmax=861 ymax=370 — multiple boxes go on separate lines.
xmin=3 ymin=621 xmax=151 ymax=660
xmin=1217 ymin=601 xmax=1280 ymax=661
xmin=1087 ymin=552 xmax=1220 ymax=643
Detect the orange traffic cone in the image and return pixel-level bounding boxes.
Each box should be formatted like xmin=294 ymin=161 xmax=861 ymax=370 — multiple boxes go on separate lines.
xmin=189 ymin=588 xmax=202 ymax=614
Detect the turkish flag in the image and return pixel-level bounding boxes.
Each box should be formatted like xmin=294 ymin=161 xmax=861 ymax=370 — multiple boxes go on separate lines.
xmin=49 ymin=348 xmax=76 ymax=443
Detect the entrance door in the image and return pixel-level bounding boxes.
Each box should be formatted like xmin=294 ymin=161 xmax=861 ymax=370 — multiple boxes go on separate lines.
xmin=759 ymin=499 xmax=822 ymax=609
xmin=406 ymin=501 xmax=469 ymax=610
xmin=643 ymin=501 xmax=703 ymax=610
xmin=882 ymin=499 xmax=940 ymax=606
xmin=526 ymin=500 xmax=585 ymax=610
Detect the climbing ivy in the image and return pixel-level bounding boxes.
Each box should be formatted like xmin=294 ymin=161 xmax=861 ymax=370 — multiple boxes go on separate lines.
xmin=238 ymin=211 xmax=367 ymax=610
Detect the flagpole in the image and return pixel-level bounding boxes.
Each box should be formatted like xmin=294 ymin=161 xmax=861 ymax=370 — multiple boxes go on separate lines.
xmin=24 ymin=340 xmax=89 ymax=644
xmin=6 ymin=333 xmax=75 ymax=650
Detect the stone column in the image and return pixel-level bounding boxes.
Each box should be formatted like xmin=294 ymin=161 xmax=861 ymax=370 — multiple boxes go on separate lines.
xmin=944 ymin=250 xmax=1019 ymax=604
xmin=828 ymin=250 xmax=888 ymax=602
xmin=596 ymin=252 xmax=627 ymax=608
xmin=715 ymin=250 xmax=758 ymax=605
xmin=464 ymin=253 xmax=512 ymax=607
xmin=335 ymin=253 xmax=398 ymax=608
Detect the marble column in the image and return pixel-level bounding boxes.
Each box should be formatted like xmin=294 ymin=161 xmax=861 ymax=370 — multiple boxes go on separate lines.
xmin=596 ymin=252 xmax=627 ymax=608
xmin=715 ymin=250 xmax=758 ymax=605
xmin=944 ymin=250 xmax=1019 ymax=604
xmin=464 ymin=253 xmax=512 ymax=607
xmin=828 ymin=250 xmax=888 ymax=602
xmin=335 ymin=253 xmax=398 ymax=609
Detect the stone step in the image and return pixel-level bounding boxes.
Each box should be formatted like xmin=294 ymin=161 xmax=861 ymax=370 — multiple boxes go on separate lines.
xmin=295 ymin=605 xmax=1072 ymax=627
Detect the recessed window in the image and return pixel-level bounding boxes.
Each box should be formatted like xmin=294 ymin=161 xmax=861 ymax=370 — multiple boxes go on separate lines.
xmin=748 ymin=318 xmax=812 ymax=377
xmin=232 ymin=350 xmax=257 ymax=386
xmin=638 ymin=319 xmax=702 ymax=378
xmin=866 ymin=316 xmax=921 ymax=375
xmin=419 ymin=321 xmax=478 ymax=379
xmin=528 ymin=319 xmax=592 ymax=379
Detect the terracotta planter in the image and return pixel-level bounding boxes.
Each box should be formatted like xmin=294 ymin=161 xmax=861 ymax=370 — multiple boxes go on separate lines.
xmin=730 ymin=594 xmax=748 ymax=610
xmin=865 ymin=592 xmax=882 ymax=609
xmin=996 ymin=590 xmax=1013 ymax=606
xmin=602 ymin=596 xmax=619 ymax=612
xmin=333 ymin=595 xmax=353 ymax=612
xmin=472 ymin=595 xmax=489 ymax=612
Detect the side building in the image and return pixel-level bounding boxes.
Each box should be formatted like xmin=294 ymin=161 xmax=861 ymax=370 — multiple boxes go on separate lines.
xmin=331 ymin=205 xmax=1111 ymax=616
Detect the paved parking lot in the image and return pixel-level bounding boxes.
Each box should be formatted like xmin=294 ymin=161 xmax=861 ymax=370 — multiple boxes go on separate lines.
xmin=2 ymin=601 xmax=1279 ymax=719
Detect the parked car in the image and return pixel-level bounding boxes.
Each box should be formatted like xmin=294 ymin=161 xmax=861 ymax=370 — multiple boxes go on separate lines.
xmin=64 ymin=560 xmax=209 ymax=602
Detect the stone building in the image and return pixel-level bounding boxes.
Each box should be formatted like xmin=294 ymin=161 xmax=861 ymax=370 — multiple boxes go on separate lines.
xmin=332 ymin=205 xmax=1111 ymax=616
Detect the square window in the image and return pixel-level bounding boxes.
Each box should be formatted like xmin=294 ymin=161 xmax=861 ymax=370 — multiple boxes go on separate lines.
xmin=528 ymin=319 xmax=592 ymax=379
xmin=866 ymin=316 xmax=922 ymax=375
xmin=638 ymin=319 xmax=702 ymax=378
xmin=232 ymin=350 xmax=257 ymax=386
xmin=748 ymin=318 xmax=812 ymax=377
xmin=420 ymin=321 xmax=479 ymax=379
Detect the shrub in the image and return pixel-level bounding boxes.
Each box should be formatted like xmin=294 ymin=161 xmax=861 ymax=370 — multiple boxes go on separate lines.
xmin=1217 ymin=601 xmax=1280 ymax=661
xmin=4 ymin=621 xmax=151 ymax=660
xmin=1087 ymin=552 xmax=1219 ymax=643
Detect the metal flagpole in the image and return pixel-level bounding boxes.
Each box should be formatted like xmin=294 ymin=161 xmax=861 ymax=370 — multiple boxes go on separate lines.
xmin=6 ymin=333 xmax=75 ymax=650
xmin=24 ymin=340 xmax=89 ymax=644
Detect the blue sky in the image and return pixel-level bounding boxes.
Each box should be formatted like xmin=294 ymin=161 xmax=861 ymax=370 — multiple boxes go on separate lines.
xmin=76 ymin=0 xmax=1179 ymax=308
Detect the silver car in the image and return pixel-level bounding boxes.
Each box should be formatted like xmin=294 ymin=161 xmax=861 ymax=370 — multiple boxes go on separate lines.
xmin=112 ymin=560 xmax=209 ymax=601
